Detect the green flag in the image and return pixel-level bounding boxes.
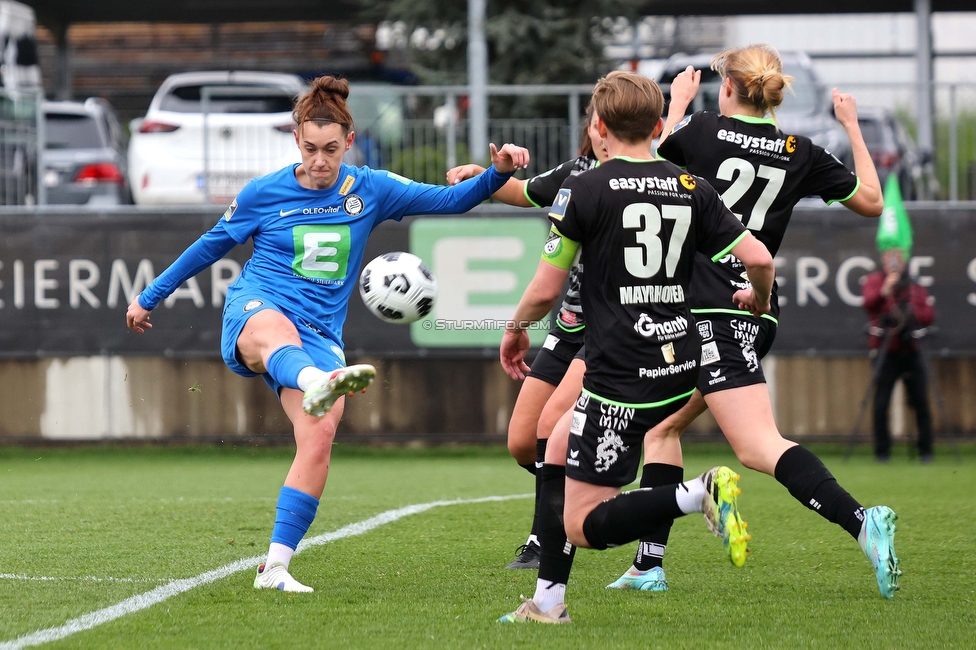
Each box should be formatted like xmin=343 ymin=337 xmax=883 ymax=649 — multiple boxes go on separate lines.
xmin=876 ymin=174 xmax=913 ymax=254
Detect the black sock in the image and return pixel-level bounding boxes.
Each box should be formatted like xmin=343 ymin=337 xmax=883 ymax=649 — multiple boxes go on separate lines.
xmin=519 ymin=462 xmax=536 ymax=476
xmin=582 ymin=484 xmax=685 ymax=551
xmin=537 ymin=463 xmax=575 ymax=585
xmin=527 ymin=438 xmax=548 ymax=542
xmin=632 ymin=463 xmax=684 ymax=571
xmin=774 ymin=445 xmax=866 ymax=540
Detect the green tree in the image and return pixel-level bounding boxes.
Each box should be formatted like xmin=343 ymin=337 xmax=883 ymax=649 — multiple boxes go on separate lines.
xmin=384 ymin=0 xmax=637 ymax=117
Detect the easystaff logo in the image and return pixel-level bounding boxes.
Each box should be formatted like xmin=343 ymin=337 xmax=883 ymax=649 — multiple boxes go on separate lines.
xmin=608 ymin=176 xmax=680 ymax=193
xmin=633 ymin=313 xmax=689 ymax=341
xmin=716 ymin=129 xmax=788 ymax=154
xmin=786 ymin=135 xmax=797 ymax=153
xmin=679 ymin=174 xmax=697 ymax=191
xmin=619 ymin=284 xmax=685 ymax=305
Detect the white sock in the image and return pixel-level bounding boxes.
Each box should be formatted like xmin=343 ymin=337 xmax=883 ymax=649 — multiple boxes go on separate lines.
xmin=675 ymin=476 xmax=707 ymax=515
xmin=526 ymin=534 xmax=538 ymax=546
xmin=296 ymin=366 xmax=329 ymax=392
xmin=533 ymin=579 xmax=566 ymax=612
xmin=267 ymin=542 xmax=296 ymax=569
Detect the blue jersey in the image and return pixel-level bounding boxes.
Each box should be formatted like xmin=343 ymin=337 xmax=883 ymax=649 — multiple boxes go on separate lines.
xmin=140 ymin=162 xmax=512 ymax=344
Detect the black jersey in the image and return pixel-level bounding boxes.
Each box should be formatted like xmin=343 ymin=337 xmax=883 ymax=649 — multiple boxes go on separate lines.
xmin=527 ymin=155 xmax=598 ymax=330
xmin=550 ymin=157 xmax=747 ymax=405
xmin=658 ymin=112 xmax=858 ymax=318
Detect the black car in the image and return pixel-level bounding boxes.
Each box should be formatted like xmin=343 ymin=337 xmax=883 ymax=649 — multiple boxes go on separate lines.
xmin=857 ymin=106 xmax=935 ymax=200
xmin=42 ymin=98 xmax=131 ymax=205
xmin=655 ymin=51 xmax=854 ymax=169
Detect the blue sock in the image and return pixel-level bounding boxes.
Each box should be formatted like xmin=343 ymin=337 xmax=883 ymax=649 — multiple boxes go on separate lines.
xmin=270 ymin=486 xmax=319 ymax=550
xmin=266 ymin=345 xmax=316 ymax=391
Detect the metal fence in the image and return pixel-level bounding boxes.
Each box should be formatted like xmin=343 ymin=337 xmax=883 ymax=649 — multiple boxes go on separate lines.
xmin=0 ymin=88 xmax=43 ymax=206
xmin=3 ymin=81 xmax=976 ymax=205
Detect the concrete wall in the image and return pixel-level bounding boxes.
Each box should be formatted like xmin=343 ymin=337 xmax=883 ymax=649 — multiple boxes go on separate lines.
xmin=1 ymin=355 xmax=972 ymax=445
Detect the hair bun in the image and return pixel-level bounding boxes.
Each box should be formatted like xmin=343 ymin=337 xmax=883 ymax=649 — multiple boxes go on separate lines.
xmin=313 ymin=76 xmax=350 ymax=100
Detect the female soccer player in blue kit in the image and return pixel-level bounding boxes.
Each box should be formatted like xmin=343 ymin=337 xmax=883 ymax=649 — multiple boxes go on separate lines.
xmin=126 ymin=75 xmax=529 ymax=592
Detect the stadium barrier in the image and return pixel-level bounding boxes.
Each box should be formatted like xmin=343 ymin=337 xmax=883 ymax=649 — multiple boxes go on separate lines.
xmin=0 ymin=203 xmax=974 ymax=442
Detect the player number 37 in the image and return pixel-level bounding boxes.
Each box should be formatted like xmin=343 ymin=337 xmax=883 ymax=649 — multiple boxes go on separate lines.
xmin=621 ymin=202 xmax=691 ymax=279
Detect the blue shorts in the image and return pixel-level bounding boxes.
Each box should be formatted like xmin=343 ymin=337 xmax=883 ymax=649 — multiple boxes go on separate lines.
xmin=221 ymin=286 xmax=346 ymax=395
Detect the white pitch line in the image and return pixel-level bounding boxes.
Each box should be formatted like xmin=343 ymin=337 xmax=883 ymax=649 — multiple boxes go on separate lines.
xmin=0 ymin=493 xmax=530 ymax=650
xmin=0 ymin=575 xmax=169 ymax=584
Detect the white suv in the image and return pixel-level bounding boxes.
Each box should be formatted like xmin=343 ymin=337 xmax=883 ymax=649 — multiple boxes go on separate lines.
xmin=128 ymin=71 xmax=307 ymax=205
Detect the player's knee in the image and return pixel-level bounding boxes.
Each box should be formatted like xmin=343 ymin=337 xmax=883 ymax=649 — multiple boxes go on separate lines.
xmin=564 ymin=516 xmax=591 ymax=549
xmin=507 ymin=423 xmax=535 ymax=464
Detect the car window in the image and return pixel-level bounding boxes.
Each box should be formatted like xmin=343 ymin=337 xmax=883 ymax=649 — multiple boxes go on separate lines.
xmin=44 ymin=113 xmax=104 ymax=149
xmin=159 ymin=84 xmax=295 ymax=114
xmin=857 ymin=118 xmax=883 ymax=148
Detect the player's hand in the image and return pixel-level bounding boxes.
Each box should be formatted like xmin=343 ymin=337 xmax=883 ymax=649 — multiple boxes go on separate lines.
xmin=669 ymin=66 xmax=701 ymax=111
xmin=126 ymin=297 xmax=153 ymax=334
xmin=500 ymin=328 xmax=532 ymax=380
xmin=832 ymin=88 xmax=859 ymax=129
xmin=490 ymin=143 xmax=530 ymax=174
xmin=446 ymin=164 xmax=485 ymax=186
xmin=732 ymin=287 xmax=771 ymax=318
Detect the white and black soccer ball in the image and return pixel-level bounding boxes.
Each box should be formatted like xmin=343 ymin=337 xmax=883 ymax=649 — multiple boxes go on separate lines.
xmin=359 ymin=252 xmax=437 ymax=324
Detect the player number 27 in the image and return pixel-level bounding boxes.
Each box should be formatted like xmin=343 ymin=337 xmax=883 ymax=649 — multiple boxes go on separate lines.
xmin=716 ymin=157 xmax=786 ymax=231
xmin=621 ymin=203 xmax=691 ymax=279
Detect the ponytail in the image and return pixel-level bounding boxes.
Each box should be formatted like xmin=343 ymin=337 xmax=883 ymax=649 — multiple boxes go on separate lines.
xmin=711 ymin=44 xmax=794 ymax=122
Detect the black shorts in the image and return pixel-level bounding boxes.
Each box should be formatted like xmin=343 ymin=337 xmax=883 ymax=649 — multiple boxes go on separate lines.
xmin=565 ymin=389 xmax=692 ymax=488
xmin=693 ymin=312 xmax=777 ymax=396
xmin=526 ymin=324 xmax=585 ymax=386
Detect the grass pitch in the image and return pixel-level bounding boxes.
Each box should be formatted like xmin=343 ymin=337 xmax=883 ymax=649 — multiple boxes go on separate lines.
xmin=0 ymin=444 xmax=973 ymax=649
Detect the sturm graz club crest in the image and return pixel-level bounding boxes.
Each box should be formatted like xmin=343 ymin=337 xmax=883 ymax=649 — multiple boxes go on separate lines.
xmin=343 ymin=194 xmax=365 ymax=216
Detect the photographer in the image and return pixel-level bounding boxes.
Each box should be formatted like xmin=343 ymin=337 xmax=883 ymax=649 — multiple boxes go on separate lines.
xmin=862 ymin=248 xmax=935 ymax=462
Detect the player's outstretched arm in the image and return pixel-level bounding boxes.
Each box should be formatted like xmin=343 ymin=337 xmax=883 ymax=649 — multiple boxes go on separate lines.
xmin=833 ymin=88 xmax=883 ymax=217
xmin=446 ymin=163 xmax=532 ymax=207
xmin=126 ymin=299 xmax=152 ymax=334
xmin=659 ymin=66 xmax=700 ymax=148
xmin=490 ymin=143 xmax=530 ymax=174
xmin=730 ymin=233 xmax=775 ymax=318
xmin=124 ymin=226 xmax=238 ymax=333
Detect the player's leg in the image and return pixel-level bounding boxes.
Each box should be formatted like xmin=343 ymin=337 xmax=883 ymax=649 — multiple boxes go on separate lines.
xmin=504 ymin=377 xmax=555 ymax=569
xmin=706 ymin=383 xmax=901 ymax=598
xmin=871 ymin=353 xmax=899 ymax=462
xmin=226 ymin=301 xmax=364 ymax=593
xmin=505 ymin=332 xmax=583 ymax=569
xmin=499 ymin=406 xmax=576 ymax=623
xmin=254 ymin=392 xmax=345 ymax=592
xmin=608 ymin=391 xmax=707 ymax=591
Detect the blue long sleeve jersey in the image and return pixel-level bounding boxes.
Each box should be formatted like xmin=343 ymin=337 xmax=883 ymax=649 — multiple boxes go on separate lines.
xmin=139 ymin=162 xmax=512 ymax=344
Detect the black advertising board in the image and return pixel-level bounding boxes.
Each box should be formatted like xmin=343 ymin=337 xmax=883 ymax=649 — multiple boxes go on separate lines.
xmin=1 ymin=204 xmax=974 ymax=358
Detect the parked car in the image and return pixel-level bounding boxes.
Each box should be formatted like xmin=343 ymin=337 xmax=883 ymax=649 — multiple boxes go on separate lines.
xmin=41 ymin=98 xmax=131 ymax=205
xmin=655 ymin=51 xmax=854 ymax=168
xmin=857 ymin=106 xmax=934 ymax=200
xmin=128 ymin=71 xmax=307 ymax=205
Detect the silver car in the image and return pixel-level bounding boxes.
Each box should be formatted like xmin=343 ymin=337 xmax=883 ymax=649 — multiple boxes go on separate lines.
xmin=42 ymin=98 xmax=131 ymax=205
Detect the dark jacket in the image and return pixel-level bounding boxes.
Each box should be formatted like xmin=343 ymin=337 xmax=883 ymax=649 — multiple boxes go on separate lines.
xmin=862 ymin=270 xmax=935 ymax=352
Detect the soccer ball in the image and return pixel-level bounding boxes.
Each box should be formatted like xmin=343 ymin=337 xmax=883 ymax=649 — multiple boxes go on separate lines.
xmin=359 ymin=252 xmax=437 ymax=324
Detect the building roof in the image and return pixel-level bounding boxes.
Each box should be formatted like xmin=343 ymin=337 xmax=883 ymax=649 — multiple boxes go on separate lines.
xmin=25 ymin=0 xmax=975 ymax=30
